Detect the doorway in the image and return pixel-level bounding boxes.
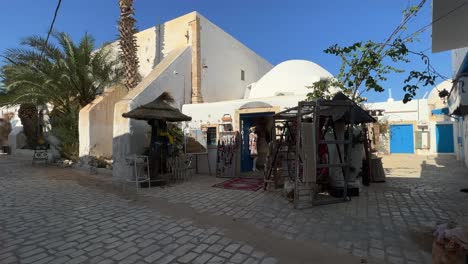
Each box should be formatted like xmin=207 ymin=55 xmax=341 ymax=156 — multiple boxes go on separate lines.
xmin=240 ymin=112 xmax=274 ymax=172
xmin=436 ymin=124 xmax=454 ymax=153
xmin=390 ymin=124 xmax=414 ymax=154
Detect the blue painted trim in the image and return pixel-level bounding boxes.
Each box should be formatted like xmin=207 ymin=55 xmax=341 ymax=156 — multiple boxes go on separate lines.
xmin=431 ymin=108 xmax=449 ymax=115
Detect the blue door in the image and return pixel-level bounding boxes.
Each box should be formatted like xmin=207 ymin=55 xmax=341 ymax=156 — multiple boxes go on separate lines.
xmin=240 ymin=112 xmax=274 ymax=172
xmin=436 ymin=124 xmax=454 ymax=153
xmin=390 ymin=124 xmax=414 ymax=153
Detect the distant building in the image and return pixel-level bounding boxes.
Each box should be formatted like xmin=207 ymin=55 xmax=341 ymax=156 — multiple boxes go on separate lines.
xmin=432 ymin=0 xmax=468 ymax=167
xmin=366 ymin=81 xmax=458 ymax=156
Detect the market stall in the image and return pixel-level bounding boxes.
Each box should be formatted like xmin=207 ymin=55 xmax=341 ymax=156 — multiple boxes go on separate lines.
xmin=264 ymin=92 xmax=377 ymax=208
xmin=122 ymin=92 xmax=192 ymax=185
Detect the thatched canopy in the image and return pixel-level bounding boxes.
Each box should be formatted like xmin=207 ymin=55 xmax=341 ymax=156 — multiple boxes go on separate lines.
xmin=122 ymin=92 xmax=192 ymax=122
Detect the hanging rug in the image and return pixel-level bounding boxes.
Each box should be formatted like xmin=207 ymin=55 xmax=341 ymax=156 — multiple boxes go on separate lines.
xmin=212 ymin=178 xmax=263 ymax=192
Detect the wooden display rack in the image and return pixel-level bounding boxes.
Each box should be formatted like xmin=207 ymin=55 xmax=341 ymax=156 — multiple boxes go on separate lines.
xmin=269 ymin=93 xmax=375 ymax=208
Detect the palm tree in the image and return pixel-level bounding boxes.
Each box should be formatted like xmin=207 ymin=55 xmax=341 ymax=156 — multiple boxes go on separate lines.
xmin=118 ymin=0 xmax=140 ymax=90
xmin=0 ymin=32 xmax=122 ymax=109
xmin=0 ymin=32 xmax=122 ymax=159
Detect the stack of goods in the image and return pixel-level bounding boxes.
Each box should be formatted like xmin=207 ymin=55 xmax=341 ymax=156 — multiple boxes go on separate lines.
xmin=433 ymin=221 xmax=468 ymax=264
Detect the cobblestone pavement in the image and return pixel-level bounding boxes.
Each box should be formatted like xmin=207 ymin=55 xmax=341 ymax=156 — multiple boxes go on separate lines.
xmin=0 ymin=156 xmax=359 ymax=264
xmin=1 ymin=155 xmax=467 ymax=263
xmin=143 ymin=155 xmax=468 ymax=264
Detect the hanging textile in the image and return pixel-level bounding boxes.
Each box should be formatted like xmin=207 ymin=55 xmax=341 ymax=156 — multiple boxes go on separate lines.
xmin=216 ymin=131 xmax=240 ymax=178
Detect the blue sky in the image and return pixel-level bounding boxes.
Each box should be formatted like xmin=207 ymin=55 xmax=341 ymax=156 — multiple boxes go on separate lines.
xmin=0 ymin=0 xmax=452 ymax=102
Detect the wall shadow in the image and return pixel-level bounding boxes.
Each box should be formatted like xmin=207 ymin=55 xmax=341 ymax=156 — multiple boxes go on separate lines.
xmin=153 ymin=24 xmax=165 ymax=69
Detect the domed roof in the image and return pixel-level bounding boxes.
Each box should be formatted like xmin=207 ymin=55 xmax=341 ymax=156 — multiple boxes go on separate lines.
xmin=247 ymin=60 xmax=334 ymax=99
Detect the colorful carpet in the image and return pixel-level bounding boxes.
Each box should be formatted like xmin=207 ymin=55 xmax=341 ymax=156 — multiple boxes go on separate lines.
xmin=212 ymin=178 xmax=264 ymax=192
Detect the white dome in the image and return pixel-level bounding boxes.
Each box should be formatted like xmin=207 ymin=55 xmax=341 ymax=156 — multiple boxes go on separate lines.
xmin=428 ymin=80 xmax=452 ymax=104
xmin=247 ymin=60 xmax=333 ymax=99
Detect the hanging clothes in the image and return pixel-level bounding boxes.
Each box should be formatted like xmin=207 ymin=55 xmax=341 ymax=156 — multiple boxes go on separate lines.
xmin=249 ymin=132 xmax=258 ymax=156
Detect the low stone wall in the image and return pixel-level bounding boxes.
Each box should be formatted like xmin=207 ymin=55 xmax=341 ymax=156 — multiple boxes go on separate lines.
xmin=79 ymin=87 xmax=127 ymax=158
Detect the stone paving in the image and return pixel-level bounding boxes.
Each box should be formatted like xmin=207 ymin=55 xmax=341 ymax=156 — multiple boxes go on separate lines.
xmin=0 ymin=159 xmax=276 ymax=264
xmin=143 ymin=155 xmax=468 ymax=264
xmin=0 ymin=154 xmax=467 ymax=263
xmin=0 ymin=157 xmax=356 ymax=264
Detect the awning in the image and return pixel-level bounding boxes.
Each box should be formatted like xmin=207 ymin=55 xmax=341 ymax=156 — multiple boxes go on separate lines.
xmin=274 ymin=92 xmax=376 ymax=124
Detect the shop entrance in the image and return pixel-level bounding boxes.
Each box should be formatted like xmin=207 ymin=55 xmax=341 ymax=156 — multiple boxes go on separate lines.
xmin=240 ymin=112 xmax=274 ymax=172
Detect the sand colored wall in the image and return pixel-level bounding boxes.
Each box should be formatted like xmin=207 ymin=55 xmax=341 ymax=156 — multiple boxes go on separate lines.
xmin=112 ymin=47 xmax=192 ymax=180
xmin=79 ymin=87 xmax=127 ymax=158
xmin=80 ymin=12 xmax=196 ymax=161
xmin=105 ymin=12 xmax=197 ymax=79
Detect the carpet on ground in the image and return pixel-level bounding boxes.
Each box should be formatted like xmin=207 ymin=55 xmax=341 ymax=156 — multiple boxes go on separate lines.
xmin=212 ymin=178 xmax=263 ymax=192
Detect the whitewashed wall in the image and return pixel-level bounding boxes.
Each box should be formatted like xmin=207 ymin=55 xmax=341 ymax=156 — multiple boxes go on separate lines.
xmin=80 ymin=12 xmax=196 ymax=161
xmin=113 ymin=47 xmax=192 ymax=180
xmin=455 ymin=117 xmax=466 ymax=162
xmin=198 ymin=14 xmax=273 ymax=102
xmin=79 ymin=87 xmax=126 ymax=158
xmin=464 ymin=117 xmax=468 ymax=167
xmin=105 ymin=12 xmax=196 ymax=80
xmin=183 ymin=95 xmax=305 ymax=131
xmin=366 ymin=99 xmax=429 ymax=122
xmin=183 ymin=95 xmax=304 ymax=175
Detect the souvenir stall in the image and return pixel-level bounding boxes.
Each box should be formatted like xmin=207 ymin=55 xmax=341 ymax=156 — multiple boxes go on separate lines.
xmin=264 ymin=92 xmax=376 ymax=208
xmin=216 ymin=130 xmax=240 ymax=178
xmin=122 ymin=92 xmax=192 ymax=186
xmin=213 ymin=114 xmax=240 ymax=178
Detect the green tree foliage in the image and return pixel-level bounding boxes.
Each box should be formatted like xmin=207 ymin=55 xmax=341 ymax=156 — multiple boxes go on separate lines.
xmin=0 ymin=32 xmax=122 ymax=159
xmin=0 ymin=32 xmax=122 ymax=107
xmin=307 ymin=0 xmax=440 ymax=103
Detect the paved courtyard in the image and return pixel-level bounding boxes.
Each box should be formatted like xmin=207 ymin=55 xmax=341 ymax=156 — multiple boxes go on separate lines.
xmin=1 ymin=154 xmax=468 ymax=263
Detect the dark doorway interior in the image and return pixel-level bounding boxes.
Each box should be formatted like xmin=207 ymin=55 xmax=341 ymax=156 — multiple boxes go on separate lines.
xmin=240 ymin=112 xmax=274 ymax=173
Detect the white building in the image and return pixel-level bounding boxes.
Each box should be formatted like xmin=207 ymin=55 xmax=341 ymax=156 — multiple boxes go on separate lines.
xmin=432 ymin=0 xmax=468 ymax=167
xmin=365 ymin=81 xmax=458 ymax=156
xmin=182 ymin=60 xmax=338 ymax=174
xmin=78 ymin=12 xmax=273 ymax=179
xmin=0 ymin=105 xmax=23 ymax=154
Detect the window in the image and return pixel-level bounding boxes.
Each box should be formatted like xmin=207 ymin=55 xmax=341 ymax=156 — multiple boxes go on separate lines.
xmin=206 ymin=127 xmax=217 ymax=146
xmin=241 ymin=70 xmax=245 ymax=81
